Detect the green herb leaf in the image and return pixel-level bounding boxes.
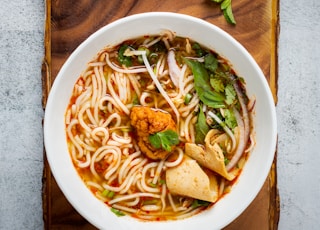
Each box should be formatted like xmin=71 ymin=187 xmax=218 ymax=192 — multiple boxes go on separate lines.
xmin=149 ymin=130 xmax=180 ymax=152
xmin=202 ymin=93 xmax=226 ymax=108
xmin=204 ymin=53 xmax=218 ymax=72
xmin=225 ymin=84 xmax=236 ymax=105
xmin=211 ymin=0 xmax=236 ymax=25
xmin=195 ymin=106 xmax=210 ymax=144
xmin=192 ymin=43 xmax=207 ymax=57
xmin=224 ymin=109 xmax=237 ymax=129
xmin=192 ymin=199 xmax=211 ymax=208
xmin=210 ymin=78 xmax=225 ymax=93
xmin=183 ymin=57 xmax=226 ymax=109
xmin=223 ymin=4 xmax=236 ymax=25
xmin=220 ymin=0 xmax=231 ymax=10
xmin=148 ymin=133 xmax=162 ymax=149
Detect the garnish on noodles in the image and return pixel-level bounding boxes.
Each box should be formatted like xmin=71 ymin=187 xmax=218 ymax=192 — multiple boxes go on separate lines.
xmin=65 ymin=30 xmax=255 ymax=221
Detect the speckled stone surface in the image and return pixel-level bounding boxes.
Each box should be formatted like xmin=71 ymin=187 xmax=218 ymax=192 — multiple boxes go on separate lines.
xmin=0 ymin=0 xmax=319 ymax=229
xmin=277 ymin=0 xmax=320 ymax=229
xmin=0 ymin=0 xmax=45 ymax=229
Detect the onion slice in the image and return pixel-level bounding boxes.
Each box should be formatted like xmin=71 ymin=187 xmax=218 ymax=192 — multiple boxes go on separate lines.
xmin=225 ymin=81 xmax=250 ymax=171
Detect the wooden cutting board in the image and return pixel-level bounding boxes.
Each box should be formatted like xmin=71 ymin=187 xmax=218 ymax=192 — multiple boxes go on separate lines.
xmin=42 ymin=0 xmax=280 ymax=229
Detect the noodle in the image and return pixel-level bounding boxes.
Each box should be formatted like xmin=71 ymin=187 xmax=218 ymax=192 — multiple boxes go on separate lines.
xmin=65 ymin=31 xmax=254 ymax=221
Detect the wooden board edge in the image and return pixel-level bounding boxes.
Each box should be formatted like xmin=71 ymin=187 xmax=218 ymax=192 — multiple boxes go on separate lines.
xmin=268 ymin=1 xmax=280 ymax=229
xmin=41 ymin=0 xmax=51 ymax=110
xmin=270 ymin=0 xmax=279 ymax=105
xmin=42 ymin=152 xmax=52 ymax=230
xmin=41 ymin=0 xmax=52 ymax=229
xmin=41 ymin=0 xmax=281 ymax=228
xmin=268 ymin=149 xmax=280 ymax=230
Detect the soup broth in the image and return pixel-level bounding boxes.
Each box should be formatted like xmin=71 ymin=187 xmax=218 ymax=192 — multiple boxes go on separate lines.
xmin=65 ymin=30 xmax=254 ymax=221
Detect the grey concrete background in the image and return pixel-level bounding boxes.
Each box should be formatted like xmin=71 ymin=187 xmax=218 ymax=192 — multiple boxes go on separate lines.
xmin=0 ymin=0 xmax=319 ymax=229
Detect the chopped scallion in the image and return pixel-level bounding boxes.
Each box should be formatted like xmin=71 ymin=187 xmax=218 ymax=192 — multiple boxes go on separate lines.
xmin=149 ymin=182 xmax=157 ymax=188
xmin=102 ymin=189 xmax=109 ymax=197
xmin=184 ymin=93 xmax=192 ymax=105
xmin=111 ymin=207 xmax=125 ymax=217
xmin=138 ymin=47 xmax=150 ymax=63
xmin=107 ymin=191 xmax=115 ymax=198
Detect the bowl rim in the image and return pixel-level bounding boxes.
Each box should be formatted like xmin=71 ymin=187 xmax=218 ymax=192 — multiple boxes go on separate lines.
xmin=44 ymin=12 xmax=277 ymax=230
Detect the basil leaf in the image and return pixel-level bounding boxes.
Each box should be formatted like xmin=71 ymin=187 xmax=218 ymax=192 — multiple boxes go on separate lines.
xmin=211 ymin=0 xmax=236 ymax=25
xmin=220 ymin=0 xmax=231 ymax=10
xmin=223 ymin=4 xmax=236 ymax=25
xmin=183 ymin=57 xmax=226 ymax=109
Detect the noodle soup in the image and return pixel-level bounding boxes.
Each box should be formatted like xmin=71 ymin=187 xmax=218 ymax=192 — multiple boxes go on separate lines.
xmin=65 ymin=31 xmax=254 ymax=221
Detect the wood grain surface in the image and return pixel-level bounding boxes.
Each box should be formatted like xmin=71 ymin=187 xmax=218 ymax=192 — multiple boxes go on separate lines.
xmin=42 ymin=0 xmax=280 ymax=229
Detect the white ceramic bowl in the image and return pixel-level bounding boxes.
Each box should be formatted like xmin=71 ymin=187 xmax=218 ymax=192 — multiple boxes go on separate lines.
xmin=44 ymin=12 xmax=277 ymax=230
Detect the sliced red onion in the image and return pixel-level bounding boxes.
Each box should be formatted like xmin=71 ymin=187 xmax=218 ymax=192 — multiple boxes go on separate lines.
xmin=225 ymin=81 xmax=250 ymax=171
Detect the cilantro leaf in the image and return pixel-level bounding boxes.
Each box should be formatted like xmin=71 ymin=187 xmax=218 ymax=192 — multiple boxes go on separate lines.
xmin=149 ymin=130 xmax=179 ymax=152
xmin=148 ymin=133 xmax=161 ymax=149
xmin=192 ymin=43 xmax=207 ymax=57
xmin=210 ymin=78 xmax=225 ymax=93
xmin=224 ymin=108 xmax=237 ymax=129
xmin=204 ymin=53 xmax=218 ymax=72
xmin=225 ymin=84 xmax=236 ymax=105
